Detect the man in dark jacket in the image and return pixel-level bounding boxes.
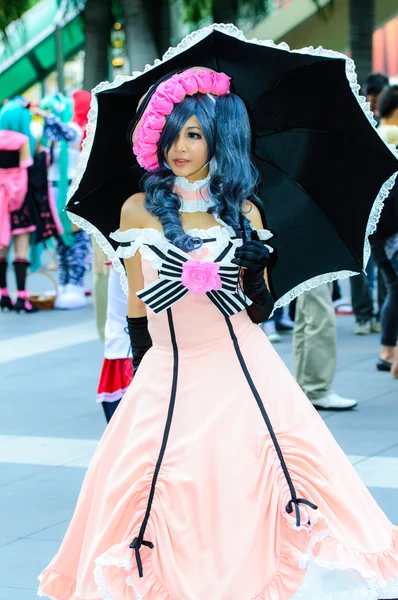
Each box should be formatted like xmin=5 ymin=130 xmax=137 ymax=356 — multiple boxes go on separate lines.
xmin=370 ymin=85 xmax=398 ymax=374
xmin=349 ymin=73 xmax=390 ymax=335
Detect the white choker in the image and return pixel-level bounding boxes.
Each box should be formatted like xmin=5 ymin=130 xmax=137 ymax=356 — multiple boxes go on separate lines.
xmin=179 ymin=198 xmax=214 ymax=213
xmin=174 ymin=174 xmax=210 ymax=191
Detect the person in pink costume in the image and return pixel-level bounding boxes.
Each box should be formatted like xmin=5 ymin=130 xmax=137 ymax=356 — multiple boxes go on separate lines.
xmin=0 ymin=131 xmax=30 ymax=247
xmin=38 ymin=68 xmax=398 ymax=600
xmin=0 ymin=99 xmax=37 ymax=313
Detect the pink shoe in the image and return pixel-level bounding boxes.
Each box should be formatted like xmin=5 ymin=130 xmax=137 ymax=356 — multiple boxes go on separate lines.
xmin=0 ymin=287 xmax=14 ymax=312
xmin=14 ymin=290 xmax=38 ymax=314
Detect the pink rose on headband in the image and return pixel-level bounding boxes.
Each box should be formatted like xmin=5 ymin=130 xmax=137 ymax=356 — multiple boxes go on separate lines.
xmin=134 ymin=126 xmax=145 ymax=143
xmin=142 ymin=128 xmax=161 ymax=144
xmin=150 ymin=92 xmax=174 ymax=115
xmin=135 ymin=148 xmax=158 ymax=170
xmin=134 ymin=141 xmax=157 ymax=156
xmin=133 ymin=141 xmax=144 ymax=158
xmin=160 ymin=78 xmax=186 ymax=103
xmin=197 ymin=70 xmax=216 ymax=93
xmin=143 ymin=111 xmax=166 ymax=132
xmin=178 ymin=70 xmax=200 ymax=95
xmin=133 ymin=141 xmax=158 ymax=170
xmin=181 ymin=261 xmax=222 ymax=296
xmin=213 ymin=72 xmax=231 ymax=95
xmin=143 ymin=154 xmax=159 ymax=170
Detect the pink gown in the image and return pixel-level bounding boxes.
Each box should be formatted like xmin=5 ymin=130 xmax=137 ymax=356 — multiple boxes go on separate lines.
xmin=38 ymin=219 xmax=398 ymax=600
xmin=0 ymin=130 xmax=30 ymax=248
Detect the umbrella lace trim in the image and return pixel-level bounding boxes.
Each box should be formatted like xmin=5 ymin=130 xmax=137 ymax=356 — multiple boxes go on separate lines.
xmin=66 ymin=23 xmax=398 ymax=307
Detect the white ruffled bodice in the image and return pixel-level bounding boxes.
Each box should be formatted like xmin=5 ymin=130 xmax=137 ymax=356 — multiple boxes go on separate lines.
xmin=110 ymin=225 xmax=273 ymax=317
xmin=110 ymin=225 xmax=273 ymax=271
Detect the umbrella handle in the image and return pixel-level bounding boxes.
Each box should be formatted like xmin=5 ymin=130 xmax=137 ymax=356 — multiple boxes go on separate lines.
xmin=240 ymin=209 xmax=260 ymax=243
xmin=237 ymin=211 xmax=246 ymax=294
xmin=239 ymin=211 xmax=247 ymax=243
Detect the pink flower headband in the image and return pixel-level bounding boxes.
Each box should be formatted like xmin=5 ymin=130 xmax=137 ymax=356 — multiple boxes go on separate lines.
xmin=132 ymin=67 xmax=231 ymax=171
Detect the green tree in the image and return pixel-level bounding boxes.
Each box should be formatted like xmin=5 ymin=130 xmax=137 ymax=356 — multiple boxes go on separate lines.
xmin=348 ymin=0 xmax=374 ymax=89
xmin=0 ymin=0 xmax=39 ymax=39
xmin=82 ymin=0 xmax=113 ymax=90
xmin=1 ymin=0 xmax=270 ymax=96
xmin=120 ymin=0 xmax=158 ymax=72
xmin=0 ymin=0 xmax=166 ymax=94
xmin=184 ymin=0 xmax=273 ymax=32
xmin=212 ymin=0 xmax=238 ymax=23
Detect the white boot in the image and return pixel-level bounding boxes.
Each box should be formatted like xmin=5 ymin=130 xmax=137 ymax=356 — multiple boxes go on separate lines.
xmin=56 ymin=283 xmax=87 ymax=309
xmin=54 ymin=285 xmax=68 ymax=309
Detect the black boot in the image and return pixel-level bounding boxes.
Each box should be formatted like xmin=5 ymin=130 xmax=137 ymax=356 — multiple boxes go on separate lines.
xmin=0 ymin=259 xmax=13 ymax=312
xmin=13 ymin=260 xmax=38 ymax=314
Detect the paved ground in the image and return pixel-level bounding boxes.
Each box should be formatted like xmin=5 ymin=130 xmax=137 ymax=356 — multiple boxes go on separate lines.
xmin=0 ymin=274 xmax=397 ymax=599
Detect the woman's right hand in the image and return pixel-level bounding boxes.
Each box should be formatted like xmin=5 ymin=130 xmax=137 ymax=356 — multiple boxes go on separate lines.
xmin=231 ymin=240 xmax=271 ymax=274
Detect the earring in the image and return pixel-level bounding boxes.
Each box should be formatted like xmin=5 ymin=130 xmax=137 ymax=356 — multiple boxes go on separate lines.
xmin=163 ymin=159 xmax=172 ymax=170
xmin=209 ymin=157 xmax=217 ymax=175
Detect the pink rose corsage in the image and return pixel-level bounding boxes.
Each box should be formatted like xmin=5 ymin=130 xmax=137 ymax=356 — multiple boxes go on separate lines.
xmin=132 ymin=67 xmax=231 ymax=172
xmin=181 ymin=260 xmax=222 ymax=296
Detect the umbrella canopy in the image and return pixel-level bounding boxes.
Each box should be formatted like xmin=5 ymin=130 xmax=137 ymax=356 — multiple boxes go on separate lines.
xmin=66 ymin=24 xmax=398 ymax=306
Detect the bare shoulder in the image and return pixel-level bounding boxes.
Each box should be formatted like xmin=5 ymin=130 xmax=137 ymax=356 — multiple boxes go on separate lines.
xmin=120 ymin=192 xmax=147 ymax=230
xmin=243 ymin=200 xmax=263 ymax=229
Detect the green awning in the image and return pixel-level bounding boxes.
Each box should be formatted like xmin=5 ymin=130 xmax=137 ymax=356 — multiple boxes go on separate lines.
xmin=0 ymin=0 xmax=86 ymax=103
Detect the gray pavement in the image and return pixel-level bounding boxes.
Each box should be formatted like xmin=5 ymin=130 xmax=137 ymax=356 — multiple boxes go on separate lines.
xmin=0 ymin=281 xmax=397 ymax=598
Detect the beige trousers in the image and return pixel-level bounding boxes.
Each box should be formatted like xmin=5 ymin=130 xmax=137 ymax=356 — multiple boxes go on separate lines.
xmin=293 ymin=282 xmax=336 ymax=401
xmin=92 ymin=237 xmax=111 ymax=342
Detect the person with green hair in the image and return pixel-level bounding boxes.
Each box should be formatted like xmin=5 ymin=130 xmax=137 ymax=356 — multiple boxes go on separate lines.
xmin=0 ymin=98 xmax=38 ymax=313
xmin=41 ymin=92 xmax=91 ymax=309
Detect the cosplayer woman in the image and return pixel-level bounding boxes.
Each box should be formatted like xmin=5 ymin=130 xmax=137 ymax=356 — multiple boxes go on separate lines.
xmin=39 ymin=68 xmax=398 ymax=600
xmin=0 ymin=99 xmax=37 ymax=313
xmin=41 ymin=91 xmax=91 ymax=310
xmin=96 ymin=266 xmax=133 ymax=423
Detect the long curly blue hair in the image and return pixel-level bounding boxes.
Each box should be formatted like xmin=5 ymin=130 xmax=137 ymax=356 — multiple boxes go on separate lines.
xmin=143 ymin=92 xmax=259 ymax=252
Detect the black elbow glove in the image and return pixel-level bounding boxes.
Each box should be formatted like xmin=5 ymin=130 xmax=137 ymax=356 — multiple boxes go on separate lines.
xmin=242 ymin=271 xmax=274 ymax=323
xmin=231 ymin=240 xmax=274 ymax=324
xmin=126 ymin=316 xmax=153 ymax=374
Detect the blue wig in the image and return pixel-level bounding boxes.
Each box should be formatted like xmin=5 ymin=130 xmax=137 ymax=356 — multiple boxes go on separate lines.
xmin=40 ymin=93 xmax=74 ymax=246
xmin=143 ymin=92 xmax=259 ymax=252
xmin=0 ymin=100 xmax=35 ymax=156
